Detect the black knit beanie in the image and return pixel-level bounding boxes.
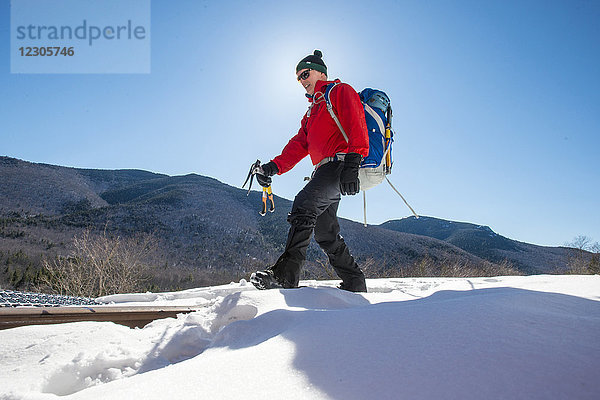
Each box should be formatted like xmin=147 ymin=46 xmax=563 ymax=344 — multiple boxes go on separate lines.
xmin=296 ymin=50 xmax=327 ymax=76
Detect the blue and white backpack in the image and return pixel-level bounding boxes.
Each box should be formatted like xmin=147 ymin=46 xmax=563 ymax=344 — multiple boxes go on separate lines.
xmin=323 ymin=82 xmax=419 ymax=224
xmin=323 ymin=83 xmax=393 ymax=191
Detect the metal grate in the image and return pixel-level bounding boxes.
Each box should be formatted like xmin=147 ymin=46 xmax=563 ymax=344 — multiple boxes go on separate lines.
xmin=0 ymin=290 xmax=100 ymax=308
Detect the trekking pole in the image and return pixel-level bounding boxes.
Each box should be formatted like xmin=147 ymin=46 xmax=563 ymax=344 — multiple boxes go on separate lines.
xmin=385 ymin=176 xmax=419 ymax=219
xmin=381 ymin=105 xmax=417 ymax=218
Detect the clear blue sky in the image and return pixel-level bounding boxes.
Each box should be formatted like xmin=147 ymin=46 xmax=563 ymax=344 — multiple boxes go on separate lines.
xmin=1 ymin=0 xmax=599 ymax=247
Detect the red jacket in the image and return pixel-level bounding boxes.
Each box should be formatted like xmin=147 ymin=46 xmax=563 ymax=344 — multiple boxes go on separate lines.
xmin=272 ymin=79 xmax=369 ymax=174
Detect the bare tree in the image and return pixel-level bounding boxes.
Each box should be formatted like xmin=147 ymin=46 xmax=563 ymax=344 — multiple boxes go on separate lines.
xmin=39 ymin=229 xmax=158 ymax=297
xmin=565 ymin=235 xmax=600 ymax=275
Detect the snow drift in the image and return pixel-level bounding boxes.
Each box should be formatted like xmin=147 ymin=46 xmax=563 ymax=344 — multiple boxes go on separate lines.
xmin=1 ymin=275 xmax=599 ymax=400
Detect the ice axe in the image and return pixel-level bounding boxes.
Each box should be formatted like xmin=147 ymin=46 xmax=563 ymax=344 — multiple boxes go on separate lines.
xmin=261 ymin=185 xmax=275 ymax=216
xmin=242 ymin=159 xmax=262 ymax=195
xmin=242 ymin=160 xmax=275 ymax=216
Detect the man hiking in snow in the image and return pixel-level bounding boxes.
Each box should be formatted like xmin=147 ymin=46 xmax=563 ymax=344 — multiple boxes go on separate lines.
xmin=250 ymin=50 xmax=369 ymax=292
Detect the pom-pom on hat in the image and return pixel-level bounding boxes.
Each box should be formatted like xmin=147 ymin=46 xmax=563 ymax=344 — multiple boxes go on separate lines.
xmin=296 ymin=50 xmax=327 ymax=75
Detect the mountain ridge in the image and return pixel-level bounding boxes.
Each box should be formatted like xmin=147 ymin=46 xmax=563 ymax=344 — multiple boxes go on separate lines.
xmin=0 ymin=156 xmax=571 ymax=290
xmin=380 ymin=216 xmax=571 ymax=273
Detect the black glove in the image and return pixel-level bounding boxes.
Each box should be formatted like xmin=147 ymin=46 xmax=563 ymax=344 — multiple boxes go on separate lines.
xmin=256 ymin=161 xmax=278 ymax=188
xmin=340 ymin=153 xmax=361 ymax=195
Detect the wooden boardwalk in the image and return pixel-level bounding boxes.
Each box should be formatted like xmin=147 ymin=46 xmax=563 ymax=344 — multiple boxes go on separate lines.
xmin=0 ymin=305 xmax=200 ymax=330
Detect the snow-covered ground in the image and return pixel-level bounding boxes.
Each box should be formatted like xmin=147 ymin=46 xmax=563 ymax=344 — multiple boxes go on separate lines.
xmin=1 ymin=275 xmax=599 ymax=400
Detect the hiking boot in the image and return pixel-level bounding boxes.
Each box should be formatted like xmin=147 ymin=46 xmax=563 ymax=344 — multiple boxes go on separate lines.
xmin=338 ymin=280 xmax=367 ymax=293
xmin=250 ymin=269 xmax=284 ymax=290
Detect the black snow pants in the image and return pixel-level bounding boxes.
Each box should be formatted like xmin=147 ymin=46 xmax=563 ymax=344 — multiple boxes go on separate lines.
xmin=270 ymin=160 xmax=367 ymax=292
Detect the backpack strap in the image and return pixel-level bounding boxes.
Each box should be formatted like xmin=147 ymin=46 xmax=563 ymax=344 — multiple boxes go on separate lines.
xmin=323 ymin=83 xmax=349 ymax=143
xmin=324 ymin=84 xmax=387 ymax=148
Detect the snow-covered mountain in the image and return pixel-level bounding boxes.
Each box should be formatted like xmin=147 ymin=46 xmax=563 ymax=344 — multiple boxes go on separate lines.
xmin=1 ymin=275 xmax=599 ymax=399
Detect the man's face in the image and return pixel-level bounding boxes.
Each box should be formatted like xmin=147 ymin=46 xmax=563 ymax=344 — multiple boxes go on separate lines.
xmin=296 ymin=68 xmax=326 ymax=96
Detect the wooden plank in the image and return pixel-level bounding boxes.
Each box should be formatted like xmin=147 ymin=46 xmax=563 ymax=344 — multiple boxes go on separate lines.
xmin=0 ymin=306 xmax=200 ymax=330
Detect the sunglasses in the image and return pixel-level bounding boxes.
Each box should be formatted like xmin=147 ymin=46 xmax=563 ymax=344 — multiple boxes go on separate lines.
xmin=297 ymin=69 xmax=312 ymax=82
